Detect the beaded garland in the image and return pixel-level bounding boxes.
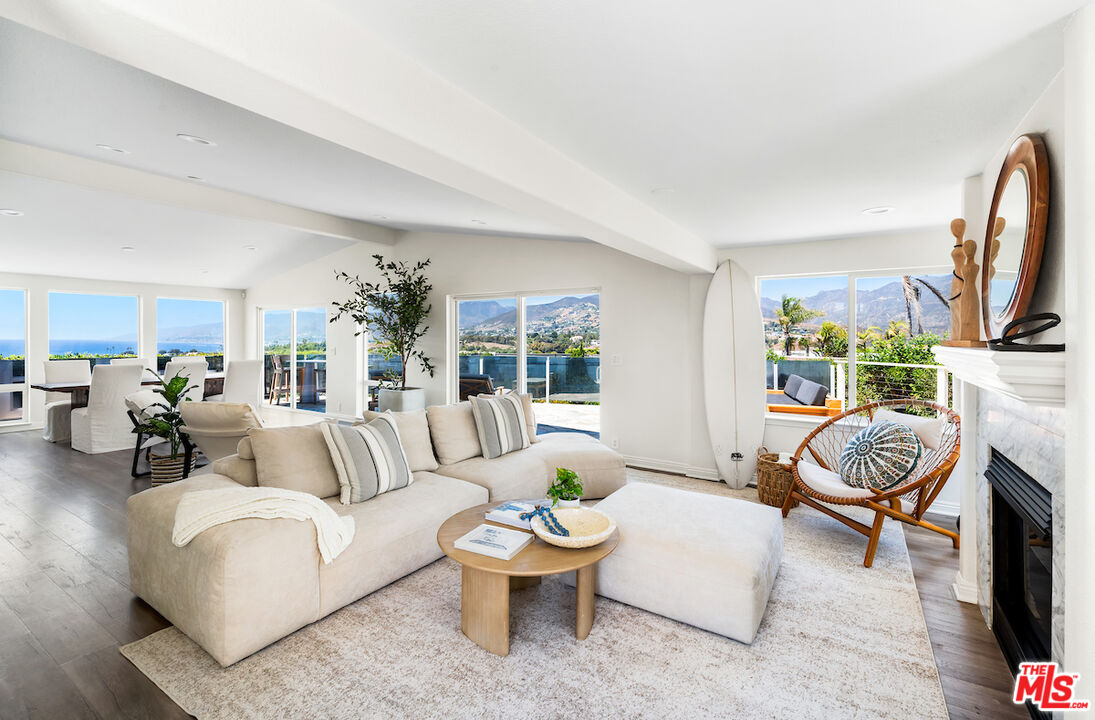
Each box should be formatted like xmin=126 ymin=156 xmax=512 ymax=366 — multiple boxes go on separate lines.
xmin=519 ymin=506 xmax=570 ymax=537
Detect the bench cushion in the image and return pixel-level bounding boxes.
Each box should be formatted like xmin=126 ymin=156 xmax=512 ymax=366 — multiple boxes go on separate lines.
xmin=582 ymin=482 xmax=783 ymax=644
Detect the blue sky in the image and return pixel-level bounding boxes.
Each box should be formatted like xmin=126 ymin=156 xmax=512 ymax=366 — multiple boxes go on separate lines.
xmin=157 ymin=298 xmax=223 ymax=332
xmin=49 ymin=292 xmax=138 ymax=340
xmin=0 ymin=290 xmax=24 ymax=341
xmin=760 ymin=276 xmax=848 ymax=301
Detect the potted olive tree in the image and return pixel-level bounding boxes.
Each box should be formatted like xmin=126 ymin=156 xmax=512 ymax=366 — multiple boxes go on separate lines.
xmin=130 ymin=370 xmax=197 ymax=483
xmin=548 ymin=467 xmax=584 ymax=508
xmin=332 ymin=255 xmax=435 ymax=412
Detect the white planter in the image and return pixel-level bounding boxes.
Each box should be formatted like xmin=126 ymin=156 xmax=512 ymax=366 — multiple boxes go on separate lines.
xmin=379 ymin=387 xmax=426 ymax=412
xmin=556 ymin=498 xmax=581 ymax=509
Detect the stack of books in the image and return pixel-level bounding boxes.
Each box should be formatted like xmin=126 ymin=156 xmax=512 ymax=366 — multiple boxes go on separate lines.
xmin=454 ymin=524 xmax=533 ymax=560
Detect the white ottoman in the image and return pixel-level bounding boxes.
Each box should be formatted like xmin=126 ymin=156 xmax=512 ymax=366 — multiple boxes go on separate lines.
xmin=579 ymin=482 xmax=783 ymax=644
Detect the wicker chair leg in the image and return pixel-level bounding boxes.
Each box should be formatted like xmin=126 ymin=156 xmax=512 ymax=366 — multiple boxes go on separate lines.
xmin=863 ymin=511 xmax=886 ymax=568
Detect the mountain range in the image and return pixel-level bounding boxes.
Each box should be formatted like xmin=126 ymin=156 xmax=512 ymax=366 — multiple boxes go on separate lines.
xmin=761 ymin=274 xmax=951 ymax=334
xmin=461 ymin=295 xmax=600 ymax=336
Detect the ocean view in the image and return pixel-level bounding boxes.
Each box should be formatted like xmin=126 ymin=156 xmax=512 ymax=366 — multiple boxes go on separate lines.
xmin=0 ymin=340 xmax=224 ymax=357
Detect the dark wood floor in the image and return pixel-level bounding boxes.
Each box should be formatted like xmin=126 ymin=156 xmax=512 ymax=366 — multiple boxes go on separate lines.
xmin=0 ymin=429 xmax=1022 ymax=719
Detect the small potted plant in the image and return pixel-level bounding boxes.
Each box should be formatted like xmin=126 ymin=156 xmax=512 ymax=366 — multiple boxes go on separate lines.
xmin=331 ymin=255 xmax=435 ymax=412
xmin=548 ymin=467 xmax=583 ymax=508
xmin=131 ymin=370 xmax=197 ymax=484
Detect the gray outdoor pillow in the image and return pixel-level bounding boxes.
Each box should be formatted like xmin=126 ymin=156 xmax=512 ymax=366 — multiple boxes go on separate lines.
xmin=781 ymin=375 xmax=804 ymax=403
xmin=792 ymin=378 xmax=828 ymax=407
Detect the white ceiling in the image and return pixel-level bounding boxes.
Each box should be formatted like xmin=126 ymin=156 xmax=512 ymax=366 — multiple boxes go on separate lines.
xmin=0 ymin=170 xmax=352 ymax=289
xmin=330 ymin=0 xmax=1081 ymax=246
xmin=0 ymin=18 xmax=578 ymax=285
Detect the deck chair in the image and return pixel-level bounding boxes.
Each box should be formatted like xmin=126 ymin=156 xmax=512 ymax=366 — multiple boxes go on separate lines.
xmin=783 ymin=398 xmax=961 ymax=567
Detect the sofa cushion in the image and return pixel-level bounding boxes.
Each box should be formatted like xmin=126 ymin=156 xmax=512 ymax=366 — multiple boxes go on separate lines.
xmin=426 ymin=402 xmax=482 ymax=465
xmin=781 ymin=375 xmax=804 ymax=400
xmin=873 ymin=408 xmax=945 ymax=452
xmin=469 ymin=393 xmax=530 ymax=459
xmin=237 ymin=435 xmax=254 ymax=460
xmin=479 ymin=391 xmax=539 ymax=444
xmin=320 ymin=416 xmax=413 ymax=504
xmin=791 ymin=378 xmax=828 ymax=407
xmin=211 ymin=453 xmax=258 ymax=487
xmin=797 ymin=460 xmax=873 ymax=500
xmin=317 ymin=472 xmax=488 ymax=614
xmin=433 ymin=449 xmax=549 ymax=501
xmin=838 ymin=421 xmax=923 ymax=491
xmin=248 ymin=425 xmax=341 ymax=499
xmin=525 ymin=433 xmax=627 ymax=499
xmin=361 ymin=408 xmax=438 ymax=472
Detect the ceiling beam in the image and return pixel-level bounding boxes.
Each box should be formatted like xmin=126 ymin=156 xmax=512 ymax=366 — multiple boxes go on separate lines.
xmin=0 ymin=140 xmax=396 ymax=245
xmin=0 ymin=0 xmax=716 ymax=273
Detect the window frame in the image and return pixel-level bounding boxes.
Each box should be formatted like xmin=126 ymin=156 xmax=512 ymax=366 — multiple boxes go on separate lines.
xmin=46 ymin=289 xmax=142 ymax=360
xmin=756 ymin=265 xmax=950 ymax=413
xmin=0 ymin=287 xmax=29 ymax=425
xmin=257 ymin=305 xmax=328 ymax=414
xmin=154 ymin=295 xmax=228 ymax=364
xmin=447 ymin=286 xmax=600 ymax=404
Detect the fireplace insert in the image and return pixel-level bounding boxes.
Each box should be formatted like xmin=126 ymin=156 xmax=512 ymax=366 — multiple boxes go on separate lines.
xmin=987 ymin=448 xmax=1052 ymax=719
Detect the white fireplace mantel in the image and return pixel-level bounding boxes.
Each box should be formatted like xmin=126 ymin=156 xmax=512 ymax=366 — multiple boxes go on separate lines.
xmin=932 ymin=346 xmax=1066 ymax=407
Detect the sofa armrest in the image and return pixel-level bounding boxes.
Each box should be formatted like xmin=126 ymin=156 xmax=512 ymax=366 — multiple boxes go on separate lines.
xmin=126 ymin=475 xmax=321 ymax=666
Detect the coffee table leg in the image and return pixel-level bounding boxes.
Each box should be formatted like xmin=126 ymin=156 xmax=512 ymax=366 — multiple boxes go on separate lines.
xmin=575 ymin=564 xmax=595 ymax=640
xmin=461 ymin=566 xmax=510 ymax=656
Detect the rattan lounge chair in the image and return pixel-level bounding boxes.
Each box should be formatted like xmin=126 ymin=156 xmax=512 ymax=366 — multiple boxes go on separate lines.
xmin=782 ymin=398 xmax=961 ymax=567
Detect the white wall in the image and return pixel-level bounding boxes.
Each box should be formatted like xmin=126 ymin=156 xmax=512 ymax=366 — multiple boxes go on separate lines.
xmin=0 ymin=271 xmax=244 ymax=429
xmin=719 ymin=228 xmax=961 ymax=512
xmin=244 ymin=232 xmax=718 ymax=477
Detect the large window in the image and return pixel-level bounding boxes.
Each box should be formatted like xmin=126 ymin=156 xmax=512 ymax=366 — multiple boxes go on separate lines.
xmin=454 ymin=291 xmax=600 ymax=435
xmin=760 ymin=272 xmax=952 ymax=413
xmin=0 ymin=289 xmax=27 ymax=422
xmin=48 ymin=291 xmax=139 ymax=362
xmin=262 ymin=307 xmax=327 ymax=413
xmin=157 ymin=298 xmax=225 ymax=372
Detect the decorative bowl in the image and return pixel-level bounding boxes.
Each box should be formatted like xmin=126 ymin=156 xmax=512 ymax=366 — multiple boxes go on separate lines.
xmin=529 ymin=507 xmax=616 ymax=548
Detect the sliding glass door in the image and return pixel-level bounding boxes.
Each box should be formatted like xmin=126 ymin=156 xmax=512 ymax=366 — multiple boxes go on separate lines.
xmin=261 ymin=307 xmax=327 ymax=413
xmin=0 ymin=289 xmax=27 ymax=423
xmin=454 ymin=290 xmax=600 ymax=435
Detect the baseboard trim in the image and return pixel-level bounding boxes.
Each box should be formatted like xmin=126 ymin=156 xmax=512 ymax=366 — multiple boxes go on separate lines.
xmin=952 ymin=571 xmax=979 ymax=605
xmin=623 ymin=455 xmax=720 ymax=482
xmin=929 ymin=500 xmax=960 ymax=518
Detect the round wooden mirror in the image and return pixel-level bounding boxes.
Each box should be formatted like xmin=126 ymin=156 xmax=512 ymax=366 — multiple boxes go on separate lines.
xmin=981 ymin=134 xmax=1049 ymax=340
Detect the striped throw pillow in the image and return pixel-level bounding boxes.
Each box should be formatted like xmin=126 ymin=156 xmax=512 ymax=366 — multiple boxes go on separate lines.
xmin=469 ymin=394 xmax=531 ymax=459
xmin=319 ymin=417 xmax=413 ymax=504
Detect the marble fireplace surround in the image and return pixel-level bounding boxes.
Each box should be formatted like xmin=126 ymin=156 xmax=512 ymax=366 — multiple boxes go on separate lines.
xmin=933 ymin=346 xmax=1067 ymax=664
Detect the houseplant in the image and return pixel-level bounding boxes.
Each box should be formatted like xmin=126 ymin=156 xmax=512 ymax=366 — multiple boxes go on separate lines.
xmin=130 ymin=370 xmax=197 ymax=483
xmin=332 ymin=255 xmax=435 ymax=411
xmin=548 ymin=467 xmax=584 ymax=508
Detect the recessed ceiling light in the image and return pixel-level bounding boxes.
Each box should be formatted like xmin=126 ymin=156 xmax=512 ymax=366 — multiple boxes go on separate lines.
xmin=244 ymin=245 xmax=257 ymax=251
xmin=176 ymin=133 xmax=216 ymax=146
xmin=186 ymin=175 xmax=205 ymax=182
xmin=862 ymin=206 xmax=895 ymax=215
xmin=470 ymin=219 xmax=488 ymax=225
xmin=120 ymin=246 xmax=136 ymax=252
xmin=0 ymin=209 xmax=23 ymax=217
xmin=650 ymin=187 xmax=675 ymax=195
xmin=201 ymin=269 xmax=210 ymax=275
xmin=96 ymin=143 xmax=129 ymax=154
xmin=374 ymin=215 xmax=390 ymax=220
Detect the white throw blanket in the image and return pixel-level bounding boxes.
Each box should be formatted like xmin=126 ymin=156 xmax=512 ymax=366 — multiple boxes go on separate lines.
xmin=173 ymin=487 xmax=355 ymax=564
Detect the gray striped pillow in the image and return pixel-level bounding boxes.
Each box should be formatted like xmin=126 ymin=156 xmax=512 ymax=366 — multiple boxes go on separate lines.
xmin=319 ymin=417 xmax=413 ymax=504
xmin=469 ymin=394 xmax=531 ymax=459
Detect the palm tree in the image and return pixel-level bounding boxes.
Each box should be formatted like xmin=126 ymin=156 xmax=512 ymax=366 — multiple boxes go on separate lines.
xmin=857 ymin=326 xmax=883 ymax=348
xmin=777 ymin=296 xmax=823 ymax=355
xmin=885 ymin=320 xmax=908 ymax=339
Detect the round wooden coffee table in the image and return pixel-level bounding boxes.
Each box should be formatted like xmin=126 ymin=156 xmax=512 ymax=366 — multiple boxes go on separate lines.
xmin=437 ymin=502 xmax=619 ymax=656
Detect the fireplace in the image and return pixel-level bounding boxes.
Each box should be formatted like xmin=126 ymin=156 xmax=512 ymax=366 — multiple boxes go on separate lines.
xmin=987 ymin=448 xmax=1053 ymax=717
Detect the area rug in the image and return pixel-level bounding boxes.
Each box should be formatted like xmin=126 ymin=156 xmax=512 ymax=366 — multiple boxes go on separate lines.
xmin=121 ymin=472 xmax=947 ymax=719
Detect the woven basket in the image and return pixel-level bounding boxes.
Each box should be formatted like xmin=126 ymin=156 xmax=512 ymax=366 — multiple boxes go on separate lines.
xmin=756 ymin=447 xmax=798 ymax=508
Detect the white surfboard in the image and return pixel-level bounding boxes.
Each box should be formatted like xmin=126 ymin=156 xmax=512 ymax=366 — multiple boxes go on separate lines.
xmin=702 ymin=260 xmax=766 ymax=489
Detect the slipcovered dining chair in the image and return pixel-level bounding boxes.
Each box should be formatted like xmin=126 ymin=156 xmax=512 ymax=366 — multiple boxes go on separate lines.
xmin=179 ymin=402 xmax=264 ymax=463
xmin=783 ymin=399 xmax=961 ymax=568
xmin=163 ymin=357 xmax=208 ymax=403
xmin=110 ymin=357 xmax=156 ymax=380
xmin=70 ymin=364 xmax=144 ymax=454
xmin=41 ymin=359 xmax=91 ymax=443
xmin=206 ymin=360 xmax=263 ymax=406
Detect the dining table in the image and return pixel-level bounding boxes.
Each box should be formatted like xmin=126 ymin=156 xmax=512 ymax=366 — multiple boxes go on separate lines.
xmin=30 ymin=372 xmax=225 ymax=410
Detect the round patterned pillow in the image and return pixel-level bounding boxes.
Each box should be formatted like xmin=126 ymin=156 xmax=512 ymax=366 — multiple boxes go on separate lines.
xmin=839 ymin=421 xmax=923 ymax=491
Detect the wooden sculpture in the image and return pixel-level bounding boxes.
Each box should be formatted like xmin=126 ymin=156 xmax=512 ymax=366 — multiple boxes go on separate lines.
xmin=942 ymin=218 xmax=987 ymax=347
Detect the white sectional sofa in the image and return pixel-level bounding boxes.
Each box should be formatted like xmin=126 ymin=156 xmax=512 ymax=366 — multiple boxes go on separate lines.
xmin=126 ymin=401 xmax=626 ymax=666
